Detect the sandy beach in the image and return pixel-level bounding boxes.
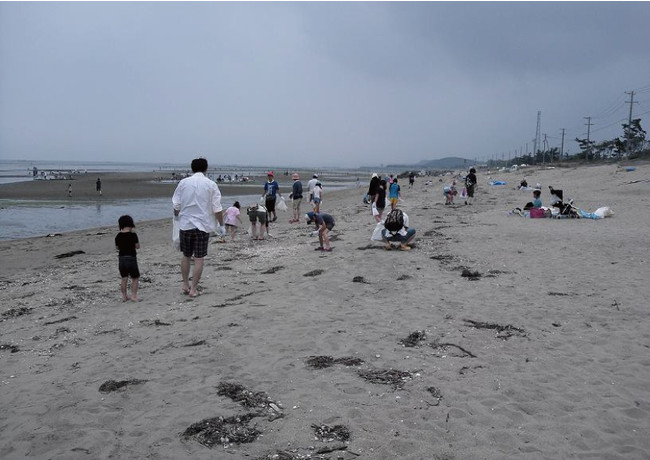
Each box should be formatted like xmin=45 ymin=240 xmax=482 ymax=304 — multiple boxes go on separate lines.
xmin=1 ymin=162 xmax=649 ymax=459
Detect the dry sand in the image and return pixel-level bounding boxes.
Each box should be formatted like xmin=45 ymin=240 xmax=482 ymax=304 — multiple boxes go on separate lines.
xmin=1 ymin=163 xmax=649 ymax=459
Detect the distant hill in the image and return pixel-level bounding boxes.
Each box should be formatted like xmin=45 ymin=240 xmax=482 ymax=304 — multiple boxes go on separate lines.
xmin=386 ymin=157 xmax=474 ymax=170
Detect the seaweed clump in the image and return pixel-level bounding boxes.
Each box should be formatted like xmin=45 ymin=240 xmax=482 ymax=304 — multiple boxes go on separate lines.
xmin=182 ymin=414 xmax=260 ymax=448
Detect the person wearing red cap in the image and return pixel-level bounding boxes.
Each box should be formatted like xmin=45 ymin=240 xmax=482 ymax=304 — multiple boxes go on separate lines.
xmin=262 ymin=171 xmax=281 ymax=222
xmin=289 ymin=173 xmax=303 ymax=223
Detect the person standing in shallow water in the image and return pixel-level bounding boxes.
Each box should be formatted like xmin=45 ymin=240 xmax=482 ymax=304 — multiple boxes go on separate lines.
xmin=96 ymin=178 xmax=102 ymax=196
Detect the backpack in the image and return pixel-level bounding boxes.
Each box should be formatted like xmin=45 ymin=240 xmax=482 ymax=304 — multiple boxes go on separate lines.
xmin=384 ymin=209 xmax=404 ymax=232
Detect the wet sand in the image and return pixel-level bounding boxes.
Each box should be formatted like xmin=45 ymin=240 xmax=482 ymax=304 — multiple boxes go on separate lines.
xmin=1 ymin=163 xmax=649 ymax=459
xmin=0 ymin=172 xmax=261 ymax=201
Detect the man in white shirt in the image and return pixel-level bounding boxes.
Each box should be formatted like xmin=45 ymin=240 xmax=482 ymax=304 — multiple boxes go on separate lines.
xmin=307 ymin=174 xmax=319 ymax=203
xmin=172 ymin=158 xmax=224 ymax=297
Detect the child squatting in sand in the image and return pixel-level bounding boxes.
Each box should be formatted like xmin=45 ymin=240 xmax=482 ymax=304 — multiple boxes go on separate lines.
xmin=115 ymin=215 xmax=140 ymax=301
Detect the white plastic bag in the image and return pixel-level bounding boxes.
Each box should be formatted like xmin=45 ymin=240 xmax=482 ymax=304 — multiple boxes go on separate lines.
xmin=372 ymin=203 xmax=379 ymax=216
xmin=371 ymin=223 xmax=385 ymax=241
xmin=277 ymin=197 xmax=288 ymax=212
xmin=594 ymin=206 xmax=614 ymax=218
xmin=172 ymin=216 xmax=180 ymax=251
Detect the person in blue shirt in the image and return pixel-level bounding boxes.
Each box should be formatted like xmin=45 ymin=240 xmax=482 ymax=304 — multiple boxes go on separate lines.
xmin=262 ymin=171 xmax=282 ymax=222
xmin=388 ymin=178 xmax=401 ymax=210
xmin=524 ymin=189 xmax=542 ymax=210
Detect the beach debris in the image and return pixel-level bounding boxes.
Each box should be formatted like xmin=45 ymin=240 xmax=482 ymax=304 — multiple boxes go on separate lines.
xmin=334 ymin=356 xmax=365 ymax=367
xmin=262 ymin=265 xmax=284 ymax=274
xmin=139 ymin=319 xmax=172 ymax=327
xmin=182 ymin=414 xmax=260 ymax=448
xmin=312 ymin=423 xmax=351 ymax=442
xmin=460 ymin=269 xmax=481 ymax=280
xmin=352 ymin=276 xmax=369 ymax=284
xmin=552 ymin=322 xmax=561 ymax=327
xmin=356 ymin=244 xmax=377 ymax=250
xmin=216 ymin=382 xmax=276 ymax=410
xmin=183 ymin=339 xmax=207 ymax=347
xmin=315 ymin=444 xmax=351 ymax=456
xmin=400 ymin=330 xmax=426 ymax=348
xmin=396 ymin=274 xmax=412 ymax=280
xmin=211 ymin=290 xmax=266 ymax=308
xmin=485 ymin=269 xmax=508 ymax=277
xmin=306 ymin=355 xmax=335 ymax=369
xmin=425 ymin=386 xmax=443 ymax=406
xmin=548 ymin=292 xmax=571 ymax=296
xmin=2 ymin=307 xmax=32 ymax=318
xmin=303 ymin=269 xmax=324 ymax=277
xmin=459 ymin=365 xmax=484 ymax=375
xmin=54 ymin=250 xmax=85 ymax=259
xmin=430 ymin=254 xmax=454 ymax=261
xmin=98 ymin=379 xmax=147 ymax=393
xmin=430 ymin=342 xmax=477 ymax=358
xmin=464 ymin=319 xmax=526 ymax=340
xmin=305 ymin=355 xmax=365 ymax=369
xmin=43 ymin=315 xmax=77 ymax=326
xmin=62 ymin=285 xmax=86 ymax=290
xmin=46 ymin=233 xmax=62 ymax=237
xmin=357 ymin=369 xmax=413 ymax=388
xmin=0 ymin=343 xmax=20 ymax=353
xmin=256 ymin=450 xmax=312 ymax=460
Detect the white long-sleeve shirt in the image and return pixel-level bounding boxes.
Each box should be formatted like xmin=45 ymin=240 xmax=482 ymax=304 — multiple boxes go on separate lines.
xmin=172 ymin=172 xmax=222 ymax=233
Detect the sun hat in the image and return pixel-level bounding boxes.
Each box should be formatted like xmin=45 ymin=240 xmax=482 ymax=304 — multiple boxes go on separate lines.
xmin=267 ymin=171 xmax=274 ymax=176
xmin=292 ymin=173 xmax=299 ymax=180
xmin=313 ymin=174 xmax=318 ymax=178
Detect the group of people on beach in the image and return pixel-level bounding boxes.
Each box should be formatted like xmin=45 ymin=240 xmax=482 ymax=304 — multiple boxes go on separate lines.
xmin=115 ymin=158 xmax=482 ymax=300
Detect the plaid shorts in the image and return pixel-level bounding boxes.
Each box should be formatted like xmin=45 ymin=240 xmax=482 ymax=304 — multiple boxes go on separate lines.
xmin=179 ymin=228 xmax=210 ymax=258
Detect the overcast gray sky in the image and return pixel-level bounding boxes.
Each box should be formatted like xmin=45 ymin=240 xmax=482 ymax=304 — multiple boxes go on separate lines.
xmin=1 ymin=2 xmax=649 ymax=168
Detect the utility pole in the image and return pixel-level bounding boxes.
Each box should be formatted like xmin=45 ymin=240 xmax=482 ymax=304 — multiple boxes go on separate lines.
xmin=533 ymin=111 xmax=541 ymax=161
xmin=543 ymin=134 xmax=548 ymax=163
xmin=625 ymin=90 xmax=637 ymax=123
xmin=560 ymin=128 xmax=566 ymax=160
xmin=584 ymin=116 xmax=593 ymax=161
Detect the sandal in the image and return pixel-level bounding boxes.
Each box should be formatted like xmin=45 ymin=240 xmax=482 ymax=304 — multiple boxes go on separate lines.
xmin=314 ymin=246 xmax=324 ymax=251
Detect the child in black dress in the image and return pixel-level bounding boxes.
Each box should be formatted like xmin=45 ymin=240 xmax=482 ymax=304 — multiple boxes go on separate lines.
xmin=115 ymin=215 xmax=140 ymax=301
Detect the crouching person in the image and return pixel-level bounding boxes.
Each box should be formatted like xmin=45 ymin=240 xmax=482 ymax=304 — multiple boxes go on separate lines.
xmin=306 ymin=211 xmax=334 ymax=252
xmin=382 ymin=208 xmax=415 ymax=251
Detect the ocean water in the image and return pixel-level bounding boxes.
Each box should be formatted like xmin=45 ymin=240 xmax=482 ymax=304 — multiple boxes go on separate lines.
xmin=0 ymin=160 xmax=358 ymax=240
xmin=0 ymin=194 xmax=259 ymax=241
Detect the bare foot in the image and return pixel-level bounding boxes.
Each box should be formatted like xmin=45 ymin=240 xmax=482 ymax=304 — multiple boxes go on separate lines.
xmin=188 ymin=290 xmax=201 ymax=298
